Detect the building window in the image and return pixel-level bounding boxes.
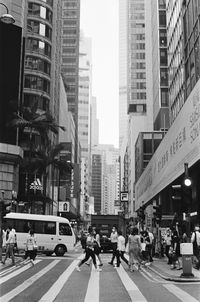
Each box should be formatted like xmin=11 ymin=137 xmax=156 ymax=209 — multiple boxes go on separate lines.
xmin=159 ymin=10 xmax=166 ymax=27
xmin=26 ymin=38 xmax=51 ymax=58
xmin=161 ymin=88 xmax=168 ymax=107
xmin=24 ymin=75 xmax=50 ymax=94
xmin=25 ymin=56 xmax=51 ymax=75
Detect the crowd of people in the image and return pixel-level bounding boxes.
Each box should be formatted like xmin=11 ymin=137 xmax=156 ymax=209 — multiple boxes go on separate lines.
xmin=1 ymin=222 xmax=200 ymax=272
xmin=76 ymin=225 xmax=155 ymax=272
xmin=77 ymin=223 xmax=200 ymax=273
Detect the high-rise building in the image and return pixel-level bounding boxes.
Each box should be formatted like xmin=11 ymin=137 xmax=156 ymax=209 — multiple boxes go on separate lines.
xmin=151 ymin=0 xmax=169 ymax=131
xmin=135 ymin=0 xmax=200 ymax=227
xmin=90 ymin=97 xmax=99 ymax=148
xmin=61 ymin=0 xmax=80 ymax=159
xmin=121 ymin=0 xmax=154 ymax=216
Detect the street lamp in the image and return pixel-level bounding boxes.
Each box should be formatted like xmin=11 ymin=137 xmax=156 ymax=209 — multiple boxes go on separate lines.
xmin=0 ymin=2 xmax=15 ymax=24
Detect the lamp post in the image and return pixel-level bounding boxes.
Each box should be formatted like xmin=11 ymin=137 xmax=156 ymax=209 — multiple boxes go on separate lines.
xmin=0 ymin=2 xmax=15 ymax=24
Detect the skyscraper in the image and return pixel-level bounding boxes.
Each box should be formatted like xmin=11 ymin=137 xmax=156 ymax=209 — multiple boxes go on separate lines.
xmin=61 ymin=0 xmax=80 ymax=160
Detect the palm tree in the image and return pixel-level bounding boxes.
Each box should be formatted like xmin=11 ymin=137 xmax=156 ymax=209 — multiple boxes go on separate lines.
xmin=8 ymin=105 xmax=69 ymax=214
xmin=31 ymin=141 xmax=72 ymax=214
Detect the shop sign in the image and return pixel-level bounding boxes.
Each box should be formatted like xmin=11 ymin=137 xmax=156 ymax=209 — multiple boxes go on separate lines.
xmin=135 ymin=80 xmax=200 ymax=209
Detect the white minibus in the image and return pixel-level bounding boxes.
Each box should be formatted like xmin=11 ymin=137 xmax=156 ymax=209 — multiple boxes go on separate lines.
xmin=3 ymin=213 xmax=76 ymax=256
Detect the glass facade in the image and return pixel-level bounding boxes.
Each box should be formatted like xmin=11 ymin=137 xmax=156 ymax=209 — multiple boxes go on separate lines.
xmin=127 ymin=0 xmax=147 ymax=114
xmin=24 ymin=0 xmax=53 ymax=114
xmin=167 ymin=0 xmax=200 ymax=124
xmin=61 ymin=0 xmax=80 ymax=125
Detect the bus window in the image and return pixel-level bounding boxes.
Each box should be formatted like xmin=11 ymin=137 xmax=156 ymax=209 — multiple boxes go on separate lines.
xmin=34 ymin=221 xmax=45 ymax=234
xmin=45 ymin=222 xmax=56 ymax=234
xmin=14 ymin=220 xmax=32 ymax=233
xmin=59 ymin=223 xmax=72 ymax=236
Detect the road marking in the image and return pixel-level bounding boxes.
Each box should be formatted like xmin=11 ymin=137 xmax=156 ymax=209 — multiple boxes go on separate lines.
xmin=1 ymin=260 xmax=59 ymax=302
xmin=84 ymin=264 xmax=100 ymax=302
xmin=116 ymin=265 xmax=147 ymax=302
xmin=163 ymin=284 xmax=199 ymax=302
xmin=39 ymin=254 xmax=85 ymax=302
xmin=0 ymin=260 xmax=41 ymax=284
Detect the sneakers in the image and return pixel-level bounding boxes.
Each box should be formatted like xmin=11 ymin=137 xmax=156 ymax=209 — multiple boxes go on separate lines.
xmin=96 ymin=268 xmax=102 ymax=272
xmin=99 ymin=263 xmax=103 ymax=266
xmin=76 ymin=266 xmax=81 ymax=271
xmin=108 ymin=262 xmax=113 ymax=265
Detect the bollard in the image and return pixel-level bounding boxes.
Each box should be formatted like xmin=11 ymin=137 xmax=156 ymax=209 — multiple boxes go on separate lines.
xmin=180 ymin=243 xmax=194 ymax=278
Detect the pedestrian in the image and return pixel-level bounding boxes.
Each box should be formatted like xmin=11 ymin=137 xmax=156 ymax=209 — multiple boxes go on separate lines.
xmin=76 ymin=226 xmax=102 ymax=272
xmin=93 ymin=228 xmax=103 ymax=266
xmin=116 ymin=230 xmax=129 ymax=267
xmin=191 ymin=225 xmax=200 ymax=270
xmin=108 ymin=226 xmax=118 ymax=266
xmin=2 ymin=225 xmax=15 ymax=265
xmin=24 ymin=229 xmax=37 ymax=266
xmin=146 ymin=228 xmax=154 ymax=262
xmin=128 ymin=227 xmax=142 ymax=272
xmin=171 ymin=227 xmax=181 ymax=270
xmin=164 ymin=228 xmax=172 ymax=264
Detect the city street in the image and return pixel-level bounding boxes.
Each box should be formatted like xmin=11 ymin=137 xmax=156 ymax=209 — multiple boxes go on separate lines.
xmin=0 ymin=246 xmax=199 ymax=302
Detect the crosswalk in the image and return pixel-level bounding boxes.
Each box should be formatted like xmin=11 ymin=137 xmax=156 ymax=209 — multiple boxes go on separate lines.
xmin=0 ymin=254 xmax=199 ymax=302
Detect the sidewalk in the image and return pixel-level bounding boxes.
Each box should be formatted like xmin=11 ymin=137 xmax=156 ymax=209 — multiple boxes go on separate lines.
xmin=146 ymin=256 xmax=200 ymax=282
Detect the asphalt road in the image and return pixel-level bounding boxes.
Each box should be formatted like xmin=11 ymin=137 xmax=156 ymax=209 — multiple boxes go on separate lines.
xmin=0 ymin=247 xmax=199 ymax=302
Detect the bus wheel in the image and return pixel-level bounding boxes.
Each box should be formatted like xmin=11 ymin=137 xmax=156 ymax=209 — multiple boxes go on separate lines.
xmin=55 ymin=245 xmax=66 ymax=256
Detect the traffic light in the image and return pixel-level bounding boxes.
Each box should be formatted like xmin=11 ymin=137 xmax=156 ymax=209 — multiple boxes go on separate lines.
xmin=153 ymin=205 xmax=162 ymax=224
xmin=183 ymin=163 xmax=192 ymax=187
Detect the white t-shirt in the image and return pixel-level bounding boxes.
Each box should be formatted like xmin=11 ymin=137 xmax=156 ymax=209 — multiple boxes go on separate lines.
xmin=191 ymin=231 xmax=200 ymax=246
xmin=117 ymin=235 xmax=126 ymax=251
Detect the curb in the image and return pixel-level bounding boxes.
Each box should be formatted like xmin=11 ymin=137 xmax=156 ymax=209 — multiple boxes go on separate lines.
xmin=147 ymin=264 xmax=200 ymax=282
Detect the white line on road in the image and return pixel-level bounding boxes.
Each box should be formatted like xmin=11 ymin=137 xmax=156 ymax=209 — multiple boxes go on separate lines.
xmin=163 ymin=284 xmax=199 ymax=302
xmin=116 ymin=265 xmax=147 ymax=302
xmin=39 ymin=254 xmax=85 ymax=302
xmin=0 ymin=260 xmax=41 ymax=284
xmin=84 ymin=264 xmax=100 ymax=302
xmin=0 ymin=260 xmax=59 ymax=302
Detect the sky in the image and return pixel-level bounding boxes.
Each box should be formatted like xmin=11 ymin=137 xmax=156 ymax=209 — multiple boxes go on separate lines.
xmin=80 ymin=0 xmax=119 ymax=148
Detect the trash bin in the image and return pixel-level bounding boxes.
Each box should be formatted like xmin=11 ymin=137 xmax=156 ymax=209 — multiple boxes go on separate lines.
xmin=180 ymin=243 xmax=194 ymax=277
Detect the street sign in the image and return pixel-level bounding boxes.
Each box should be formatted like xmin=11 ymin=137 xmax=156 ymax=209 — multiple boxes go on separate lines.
xmin=120 ymin=191 xmax=128 ymax=202
xmin=59 ymin=201 xmax=70 ymax=212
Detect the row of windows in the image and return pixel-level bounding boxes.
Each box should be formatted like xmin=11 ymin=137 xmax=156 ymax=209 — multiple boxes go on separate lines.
xmin=63 ymin=29 xmax=77 ymax=35
xmin=28 ymin=3 xmax=52 ymax=23
xmin=24 ymin=75 xmax=50 ymax=94
xmin=62 ymin=47 xmax=76 ymax=54
xmin=27 ymin=20 xmax=52 ymax=40
xmin=24 ymin=93 xmax=50 ymax=112
xmin=131 ymin=92 xmax=146 ymax=99
xmin=25 ymin=56 xmax=51 ymax=75
xmin=63 ymin=20 xmax=77 ymax=26
xmin=63 ymin=1 xmax=78 ymax=8
xmin=129 ymin=104 xmax=147 ymax=113
xmin=63 ymin=38 xmax=77 ymax=44
xmin=41 ymin=0 xmax=53 ymax=6
xmin=63 ymin=10 xmax=77 ymax=17
xmin=26 ymin=38 xmax=51 ymax=58
xmin=62 ymin=57 xmax=76 ymax=64
xmin=4 ymin=219 xmax=72 ymax=236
